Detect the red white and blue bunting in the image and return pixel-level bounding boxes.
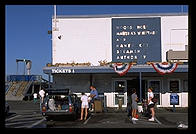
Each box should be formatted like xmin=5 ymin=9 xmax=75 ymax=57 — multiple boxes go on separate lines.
xmin=111 ymin=63 xmax=133 ymax=76
xmin=151 ymin=62 xmax=178 ymax=75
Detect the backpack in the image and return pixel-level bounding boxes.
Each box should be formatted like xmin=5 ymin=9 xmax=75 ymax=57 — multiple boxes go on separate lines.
xmin=151 ymin=97 xmax=158 ymax=103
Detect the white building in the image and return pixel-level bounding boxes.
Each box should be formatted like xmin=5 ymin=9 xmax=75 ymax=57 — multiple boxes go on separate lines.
xmin=43 ymin=13 xmax=188 ymax=108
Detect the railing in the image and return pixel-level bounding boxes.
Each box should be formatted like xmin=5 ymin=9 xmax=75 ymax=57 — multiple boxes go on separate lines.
xmin=7 ymin=75 xmax=42 ymax=82
xmin=5 ymin=82 xmax=13 ymax=95
xmin=22 ymin=76 xmax=34 ymax=96
xmin=12 ymin=82 xmax=22 ymax=96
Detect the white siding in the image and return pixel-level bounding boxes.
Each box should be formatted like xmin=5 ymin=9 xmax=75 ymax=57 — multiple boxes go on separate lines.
xmin=161 ymin=16 xmax=188 ymax=62
xmin=52 ymin=18 xmax=112 ymax=66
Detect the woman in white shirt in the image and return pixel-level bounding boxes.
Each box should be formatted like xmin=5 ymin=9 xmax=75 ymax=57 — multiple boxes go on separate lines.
xmin=80 ymin=92 xmax=89 ymax=120
xmin=147 ymin=87 xmax=155 ymax=121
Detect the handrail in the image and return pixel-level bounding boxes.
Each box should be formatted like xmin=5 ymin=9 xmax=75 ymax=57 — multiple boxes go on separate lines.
xmin=5 ymin=82 xmax=13 ymax=95
xmin=12 ymin=82 xmax=22 ymax=96
xmin=22 ymin=76 xmax=34 ymax=96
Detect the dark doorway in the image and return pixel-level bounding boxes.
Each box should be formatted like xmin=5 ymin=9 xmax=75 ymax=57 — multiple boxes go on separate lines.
xmin=127 ymin=79 xmax=146 ymax=103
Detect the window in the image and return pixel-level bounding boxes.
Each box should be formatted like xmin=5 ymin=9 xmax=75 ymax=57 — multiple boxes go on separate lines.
xmin=170 ymin=80 xmax=179 ymax=92
xmin=148 ymin=80 xmax=161 ymax=105
xmin=115 ymin=94 xmax=125 ymax=105
xmin=114 ymin=81 xmax=126 ymax=92
xmin=148 ymin=80 xmax=161 ymax=93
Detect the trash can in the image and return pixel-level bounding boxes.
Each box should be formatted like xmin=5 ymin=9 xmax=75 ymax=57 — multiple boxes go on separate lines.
xmin=94 ymin=100 xmax=103 ymax=113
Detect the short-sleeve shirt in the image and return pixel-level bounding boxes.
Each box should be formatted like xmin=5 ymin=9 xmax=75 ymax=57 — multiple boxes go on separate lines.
xmin=131 ymin=93 xmax=138 ymax=104
xmin=33 ymin=93 xmax=37 ymax=98
xmin=148 ymin=91 xmax=154 ymax=105
xmin=90 ymin=90 xmax=98 ymax=99
xmin=81 ymin=95 xmax=89 ymax=105
xmin=39 ymin=90 xmax=45 ymax=98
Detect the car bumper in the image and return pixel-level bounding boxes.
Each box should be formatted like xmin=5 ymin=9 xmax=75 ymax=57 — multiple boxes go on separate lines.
xmin=45 ymin=111 xmax=75 ymax=116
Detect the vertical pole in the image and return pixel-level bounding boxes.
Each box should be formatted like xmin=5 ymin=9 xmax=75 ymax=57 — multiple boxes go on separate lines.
xmin=16 ymin=61 xmax=18 ymax=75
xmin=181 ymin=5 xmax=183 ymax=13
xmin=90 ymin=74 xmax=92 ymax=86
xmin=48 ymin=73 xmax=51 ymax=88
xmin=139 ymin=72 xmax=142 ymax=102
xmin=54 ymin=5 xmax=57 ymax=30
xmin=24 ymin=61 xmax=26 ymax=75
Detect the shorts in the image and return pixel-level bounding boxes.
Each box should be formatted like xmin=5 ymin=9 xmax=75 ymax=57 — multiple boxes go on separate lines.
xmin=90 ymin=97 xmax=98 ymax=104
xmin=148 ymin=104 xmax=155 ymax=109
xmin=132 ymin=102 xmax=138 ymax=110
xmin=81 ymin=102 xmax=89 ymax=108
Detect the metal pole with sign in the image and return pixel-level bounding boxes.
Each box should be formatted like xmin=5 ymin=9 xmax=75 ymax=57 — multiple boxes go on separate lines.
xmin=170 ymin=93 xmax=179 ymax=112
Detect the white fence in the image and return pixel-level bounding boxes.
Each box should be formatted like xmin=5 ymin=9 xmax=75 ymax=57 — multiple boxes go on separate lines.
xmin=74 ymin=92 xmax=188 ymax=108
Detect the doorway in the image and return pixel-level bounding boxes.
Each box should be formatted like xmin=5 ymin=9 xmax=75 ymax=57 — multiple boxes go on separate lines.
xmin=127 ymin=79 xmax=146 ymax=104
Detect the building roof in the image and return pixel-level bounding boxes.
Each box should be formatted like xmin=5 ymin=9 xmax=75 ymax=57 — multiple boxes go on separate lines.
xmin=43 ymin=64 xmax=188 ymax=74
xmin=52 ymin=13 xmax=188 ymax=19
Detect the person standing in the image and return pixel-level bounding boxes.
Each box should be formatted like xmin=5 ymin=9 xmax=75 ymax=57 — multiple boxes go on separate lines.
xmin=80 ymin=92 xmax=89 ymax=120
xmin=33 ymin=92 xmax=38 ymax=104
xmin=147 ymin=87 xmax=155 ymax=121
xmin=131 ymin=88 xmax=139 ymax=120
xmin=39 ymin=88 xmax=45 ymax=104
xmin=89 ymin=86 xmax=98 ymax=111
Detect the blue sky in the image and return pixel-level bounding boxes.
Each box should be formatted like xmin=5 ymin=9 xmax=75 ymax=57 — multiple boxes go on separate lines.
xmin=5 ymin=5 xmax=188 ymax=80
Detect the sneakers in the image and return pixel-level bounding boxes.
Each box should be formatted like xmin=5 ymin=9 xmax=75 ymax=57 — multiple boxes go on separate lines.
xmin=132 ymin=117 xmax=138 ymax=121
xmin=148 ymin=117 xmax=154 ymax=121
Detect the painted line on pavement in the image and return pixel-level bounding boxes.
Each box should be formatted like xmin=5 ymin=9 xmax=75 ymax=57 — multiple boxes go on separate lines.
xmin=154 ymin=117 xmax=162 ymax=125
xmin=6 ymin=115 xmax=22 ymax=122
xmin=83 ymin=116 xmax=91 ymax=125
xmin=26 ymin=118 xmax=46 ymax=128
xmin=6 ymin=120 xmax=35 ymax=126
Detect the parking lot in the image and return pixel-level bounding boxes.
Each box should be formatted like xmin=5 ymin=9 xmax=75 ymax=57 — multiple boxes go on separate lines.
xmin=5 ymin=100 xmax=188 ymax=128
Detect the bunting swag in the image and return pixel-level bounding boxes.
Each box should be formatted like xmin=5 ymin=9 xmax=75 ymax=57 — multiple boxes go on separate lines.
xmin=151 ymin=62 xmax=178 ymax=75
xmin=112 ymin=63 xmax=133 ymax=76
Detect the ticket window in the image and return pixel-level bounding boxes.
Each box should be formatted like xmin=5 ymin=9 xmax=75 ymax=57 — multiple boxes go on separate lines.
xmin=114 ymin=81 xmax=126 ymax=93
xmin=170 ymin=80 xmax=180 ymax=93
xmin=114 ymin=80 xmax=127 ymax=107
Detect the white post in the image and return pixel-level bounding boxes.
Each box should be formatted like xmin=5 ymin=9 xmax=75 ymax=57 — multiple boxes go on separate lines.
xmin=54 ymin=5 xmax=57 ymax=30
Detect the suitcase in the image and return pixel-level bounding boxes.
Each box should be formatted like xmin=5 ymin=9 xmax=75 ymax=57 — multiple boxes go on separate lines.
xmin=94 ymin=100 xmax=103 ymax=113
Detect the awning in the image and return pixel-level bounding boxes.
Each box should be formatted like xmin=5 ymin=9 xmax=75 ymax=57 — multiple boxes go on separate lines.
xmin=43 ymin=64 xmax=188 ymax=74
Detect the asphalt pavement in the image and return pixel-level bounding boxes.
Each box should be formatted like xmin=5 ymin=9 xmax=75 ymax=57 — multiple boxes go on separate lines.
xmin=5 ymin=100 xmax=189 ymax=129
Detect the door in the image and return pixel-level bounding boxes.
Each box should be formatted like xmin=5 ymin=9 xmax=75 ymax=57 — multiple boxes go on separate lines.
xmin=127 ymin=79 xmax=146 ymax=104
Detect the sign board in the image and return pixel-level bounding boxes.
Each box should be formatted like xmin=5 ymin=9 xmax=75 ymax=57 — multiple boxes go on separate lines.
xmin=170 ymin=93 xmax=179 ymax=105
xmin=112 ymin=17 xmax=161 ymax=64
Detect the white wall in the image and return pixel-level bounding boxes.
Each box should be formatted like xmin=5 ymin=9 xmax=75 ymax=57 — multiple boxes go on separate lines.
xmin=161 ymin=16 xmax=188 ymax=62
xmin=52 ymin=15 xmax=188 ymax=65
xmin=158 ymin=92 xmax=188 ymax=107
xmin=52 ymin=18 xmax=111 ymax=66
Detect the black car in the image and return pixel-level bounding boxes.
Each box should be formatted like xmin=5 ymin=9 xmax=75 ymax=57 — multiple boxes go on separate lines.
xmin=41 ymin=88 xmax=81 ymax=121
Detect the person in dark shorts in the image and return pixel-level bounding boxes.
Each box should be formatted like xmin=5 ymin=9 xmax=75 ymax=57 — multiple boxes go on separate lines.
xmin=147 ymin=87 xmax=155 ymax=121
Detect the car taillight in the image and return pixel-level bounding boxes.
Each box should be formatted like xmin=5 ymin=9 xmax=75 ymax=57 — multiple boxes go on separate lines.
xmin=42 ymin=106 xmax=46 ymax=112
xmin=69 ymin=104 xmax=72 ymax=112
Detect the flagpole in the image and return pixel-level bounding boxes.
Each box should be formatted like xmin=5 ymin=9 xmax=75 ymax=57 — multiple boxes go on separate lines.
xmin=54 ymin=5 xmax=57 ymax=30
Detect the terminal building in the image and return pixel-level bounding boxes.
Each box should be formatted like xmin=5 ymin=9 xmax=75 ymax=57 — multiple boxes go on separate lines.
xmin=43 ymin=13 xmax=188 ymax=108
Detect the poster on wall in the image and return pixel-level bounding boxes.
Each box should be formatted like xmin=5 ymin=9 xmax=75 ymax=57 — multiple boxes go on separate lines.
xmin=112 ymin=17 xmax=161 ymax=64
